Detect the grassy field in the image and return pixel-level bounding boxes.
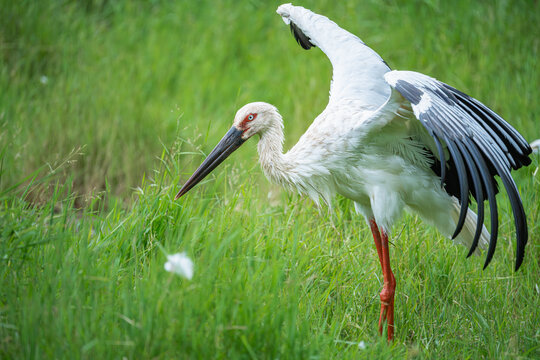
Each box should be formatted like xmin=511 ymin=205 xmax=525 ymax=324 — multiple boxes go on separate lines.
xmin=1 ymin=0 xmax=539 ymax=358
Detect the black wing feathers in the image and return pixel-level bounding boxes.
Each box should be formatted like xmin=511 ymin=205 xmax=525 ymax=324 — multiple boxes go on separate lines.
xmin=388 ymin=72 xmax=531 ymax=271
xmin=289 ymin=22 xmax=315 ymax=50
xmin=456 ymin=140 xmax=485 ymax=256
xmin=431 ymin=133 xmax=447 ymax=187
xmin=444 ymin=137 xmax=469 ymax=238
xmin=444 ymin=84 xmax=531 ymax=160
xmin=448 ymin=86 xmax=531 ymax=169
xmin=394 ymin=80 xmax=423 ymax=105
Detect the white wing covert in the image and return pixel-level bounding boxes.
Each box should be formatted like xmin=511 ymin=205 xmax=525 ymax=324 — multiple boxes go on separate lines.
xmin=384 ymin=70 xmax=532 ymax=270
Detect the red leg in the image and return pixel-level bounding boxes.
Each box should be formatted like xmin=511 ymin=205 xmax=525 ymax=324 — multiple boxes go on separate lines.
xmin=369 ymin=219 xmax=384 ymax=270
xmin=369 ymin=219 xmax=396 ymax=341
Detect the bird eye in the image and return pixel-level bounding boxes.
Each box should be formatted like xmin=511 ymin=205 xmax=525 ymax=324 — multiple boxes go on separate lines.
xmin=248 ymin=114 xmax=254 ymax=121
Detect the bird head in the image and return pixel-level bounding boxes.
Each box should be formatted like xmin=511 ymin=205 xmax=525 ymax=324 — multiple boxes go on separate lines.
xmin=175 ymin=102 xmax=278 ymax=199
xmin=233 ymin=102 xmax=280 ymax=140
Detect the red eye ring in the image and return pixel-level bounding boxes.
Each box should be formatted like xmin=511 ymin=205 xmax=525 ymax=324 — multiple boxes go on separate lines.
xmin=246 ymin=113 xmax=257 ymax=122
xmin=240 ymin=113 xmax=257 ymax=131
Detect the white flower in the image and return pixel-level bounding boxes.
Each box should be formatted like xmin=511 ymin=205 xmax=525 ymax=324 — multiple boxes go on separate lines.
xmin=531 ymin=139 xmax=540 ymax=153
xmin=40 ymin=75 xmax=48 ymax=85
xmin=164 ymin=252 xmax=194 ymax=280
xmin=357 ymin=340 xmax=366 ymax=350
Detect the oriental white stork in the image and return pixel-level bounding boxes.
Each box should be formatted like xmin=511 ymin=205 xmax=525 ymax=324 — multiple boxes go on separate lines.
xmin=175 ymin=4 xmax=532 ymax=341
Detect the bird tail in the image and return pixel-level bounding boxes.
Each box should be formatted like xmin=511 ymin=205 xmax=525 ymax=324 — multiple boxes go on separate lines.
xmin=450 ymin=198 xmax=490 ymax=255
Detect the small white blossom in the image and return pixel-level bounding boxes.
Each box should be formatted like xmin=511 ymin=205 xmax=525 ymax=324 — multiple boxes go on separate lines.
xmin=40 ymin=75 xmax=48 ymax=85
xmin=357 ymin=341 xmax=366 ymax=350
xmin=164 ymin=252 xmax=194 ymax=280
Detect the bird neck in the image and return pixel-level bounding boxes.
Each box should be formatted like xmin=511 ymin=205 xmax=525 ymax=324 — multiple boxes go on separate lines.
xmin=257 ymin=117 xmax=291 ymax=186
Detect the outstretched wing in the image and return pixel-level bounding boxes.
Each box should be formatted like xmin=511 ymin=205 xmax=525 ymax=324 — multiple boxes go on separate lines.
xmin=276 ymin=4 xmax=390 ymax=110
xmin=385 ymin=70 xmax=532 ymax=270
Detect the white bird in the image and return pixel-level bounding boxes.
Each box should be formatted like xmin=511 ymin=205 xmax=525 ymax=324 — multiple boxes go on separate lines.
xmin=175 ymin=4 xmax=532 ymax=340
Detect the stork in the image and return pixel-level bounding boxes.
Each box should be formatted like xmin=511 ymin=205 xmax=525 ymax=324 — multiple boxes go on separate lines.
xmin=175 ymin=4 xmax=532 ymax=341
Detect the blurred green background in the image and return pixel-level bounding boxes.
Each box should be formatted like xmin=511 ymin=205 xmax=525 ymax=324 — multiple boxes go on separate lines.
xmin=1 ymin=0 xmax=539 ymax=359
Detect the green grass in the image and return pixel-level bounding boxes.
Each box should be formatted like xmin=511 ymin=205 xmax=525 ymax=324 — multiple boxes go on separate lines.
xmin=1 ymin=0 xmax=539 ymax=358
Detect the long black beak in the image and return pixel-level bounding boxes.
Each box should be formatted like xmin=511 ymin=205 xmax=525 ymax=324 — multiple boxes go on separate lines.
xmin=175 ymin=126 xmax=245 ymax=199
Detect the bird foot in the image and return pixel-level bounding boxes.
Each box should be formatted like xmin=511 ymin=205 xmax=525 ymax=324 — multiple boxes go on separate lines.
xmin=378 ymin=274 xmax=396 ymax=341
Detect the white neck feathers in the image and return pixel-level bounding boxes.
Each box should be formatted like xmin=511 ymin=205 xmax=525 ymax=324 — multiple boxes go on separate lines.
xmin=256 ymin=114 xmax=291 ymax=187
